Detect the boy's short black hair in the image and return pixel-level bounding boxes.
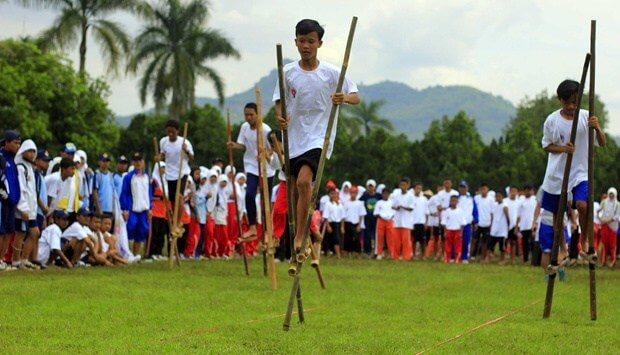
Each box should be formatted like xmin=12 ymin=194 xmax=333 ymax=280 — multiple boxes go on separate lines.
xmin=165 ymin=119 xmax=180 ymax=130
xmin=557 ymin=79 xmax=579 ymax=101
xmin=479 ymin=182 xmax=488 ymax=188
xmin=327 ymin=188 xmax=337 ymax=194
xmin=101 ymin=214 xmax=112 ymax=221
xmin=523 ymin=183 xmax=534 ymax=190
xmin=400 ymin=177 xmax=411 ymax=185
xmin=59 ymin=157 xmax=76 ymax=169
xmin=413 ymin=182 xmax=423 ymax=188
xmin=296 ymin=19 xmax=325 ymax=40
xmin=244 ymin=102 xmax=258 ymax=113
xmin=495 ymin=189 xmax=504 ymax=196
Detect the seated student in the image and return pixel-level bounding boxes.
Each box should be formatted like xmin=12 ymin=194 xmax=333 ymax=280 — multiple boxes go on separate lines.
xmin=101 ymin=215 xmax=128 ymax=265
xmin=61 ymin=207 xmax=92 ymax=266
xmin=84 ymin=213 xmax=112 ymax=266
xmin=37 ymin=210 xmax=73 ymax=268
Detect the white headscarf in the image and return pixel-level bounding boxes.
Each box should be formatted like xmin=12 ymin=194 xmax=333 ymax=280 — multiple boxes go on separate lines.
xmin=608 ymin=187 xmax=617 ymax=201
xmin=152 ymin=162 xmax=168 ymax=196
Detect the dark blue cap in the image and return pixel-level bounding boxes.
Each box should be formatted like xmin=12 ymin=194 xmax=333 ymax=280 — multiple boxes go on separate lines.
xmin=53 ymin=210 xmax=70 ymax=219
xmin=37 ymin=149 xmax=53 ymax=162
xmin=77 ymin=206 xmax=93 ymax=216
xmin=4 ymin=130 xmax=20 ymax=142
xmin=98 ymin=153 xmax=111 ymax=162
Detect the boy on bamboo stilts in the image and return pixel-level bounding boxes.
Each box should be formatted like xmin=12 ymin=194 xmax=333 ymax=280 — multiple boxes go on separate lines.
xmin=274 ymin=19 xmax=359 ymax=255
xmin=540 ymin=79 xmax=606 ymax=268
xmin=227 ymin=103 xmax=275 ymax=241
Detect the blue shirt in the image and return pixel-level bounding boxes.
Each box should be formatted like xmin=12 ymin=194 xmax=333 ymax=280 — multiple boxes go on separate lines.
xmin=0 ymin=148 xmax=20 ymax=206
xmin=93 ymin=170 xmax=114 ymax=213
xmin=36 ymin=170 xmax=47 ymax=217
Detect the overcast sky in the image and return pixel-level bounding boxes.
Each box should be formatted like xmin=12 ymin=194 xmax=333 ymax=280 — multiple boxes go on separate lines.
xmin=2 ymin=0 xmax=619 ymax=136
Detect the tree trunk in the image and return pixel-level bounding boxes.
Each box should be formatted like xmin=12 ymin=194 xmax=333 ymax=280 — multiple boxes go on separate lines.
xmin=79 ymin=20 xmax=88 ymax=74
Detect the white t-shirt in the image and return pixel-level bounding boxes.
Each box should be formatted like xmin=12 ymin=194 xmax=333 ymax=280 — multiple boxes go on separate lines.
xmin=517 ymin=196 xmax=538 ymax=231
xmin=427 ymin=194 xmax=440 ymax=227
xmin=343 ymin=199 xmax=366 ymax=224
xmin=504 ymin=197 xmax=520 ymax=230
xmin=541 ymin=109 xmax=592 ymax=194
xmin=412 ymin=194 xmax=428 ymax=225
xmin=236 ymin=122 xmax=275 ymax=177
xmin=436 ymin=189 xmax=458 ymax=209
xmin=599 ymin=198 xmax=620 ymax=230
xmin=593 ymin=201 xmax=601 ymax=225
xmin=62 ymin=221 xmax=88 ymax=241
xmin=374 ymin=199 xmax=394 ymax=220
xmin=490 ymin=201 xmax=509 ymax=238
xmin=323 ymin=201 xmax=344 ymax=223
xmin=474 ymin=194 xmax=493 ymax=227
xmin=38 ymin=224 xmax=62 ymax=265
xmin=46 ymin=172 xmax=79 ymax=213
xmin=457 ymin=194 xmax=475 ymax=224
xmin=273 ymin=60 xmax=358 ymax=159
xmin=160 ymin=136 xmax=194 ymax=181
xmin=441 ymin=207 xmax=466 ymax=231
xmin=392 ymin=191 xmax=415 ymax=229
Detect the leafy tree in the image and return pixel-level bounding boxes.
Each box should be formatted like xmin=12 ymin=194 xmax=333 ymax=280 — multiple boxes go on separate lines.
xmin=0 ymin=39 xmax=119 ymax=160
xmin=18 ymin=0 xmax=142 ymax=75
xmin=341 ymin=99 xmax=394 ymax=137
xmin=129 ymin=0 xmax=240 ymax=119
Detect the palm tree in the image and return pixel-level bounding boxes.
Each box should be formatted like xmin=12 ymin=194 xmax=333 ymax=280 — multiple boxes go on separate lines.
xmin=342 ymin=99 xmax=394 ymax=136
xmin=18 ymin=0 xmax=142 ymax=76
xmin=128 ymin=0 xmax=240 ymax=119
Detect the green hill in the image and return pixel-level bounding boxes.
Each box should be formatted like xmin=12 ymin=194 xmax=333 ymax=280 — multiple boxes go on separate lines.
xmin=117 ymin=65 xmax=516 ymax=142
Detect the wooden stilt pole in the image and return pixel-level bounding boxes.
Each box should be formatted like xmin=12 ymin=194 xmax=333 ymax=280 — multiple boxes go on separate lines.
xmin=276 ymin=43 xmax=304 ymax=329
xmin=543 ymin=53 xmax=590 ymax=318
xmin=169 ymin=122 xmax=189 ymax=269
xmin=281 ymin=16 xmax=358 ymax=330
xmin=587 ymin=19 xmax=597 ymax=321
xmin=227 ymin=108 xmax=250 ymax=276
xmin=256 ymin=86 xmax=278 ymax=290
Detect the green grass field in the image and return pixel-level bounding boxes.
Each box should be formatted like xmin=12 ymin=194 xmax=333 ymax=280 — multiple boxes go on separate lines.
xmin=0 ymin=257 xmax=618 ymax=354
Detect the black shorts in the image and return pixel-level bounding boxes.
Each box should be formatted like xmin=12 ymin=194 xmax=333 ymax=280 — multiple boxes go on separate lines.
xmin=15 ymin=218 xmax=37 ymax=233
xmin=289 ymin=148 xmax=321 ymax=180
xmin=474 ymin=226 xmax=490 ymax=240
xmin=487 ymin=236 xmax=505 ymax=252
xmin=507 ymin=228 xmax=518 ymax=241
xmin=0 ymin=202 xmax=16 ymax=234
xmin=413 ymin=224 xmax=426 ymax=243
xmin=427 ymin=225 xmax=440 ymax=238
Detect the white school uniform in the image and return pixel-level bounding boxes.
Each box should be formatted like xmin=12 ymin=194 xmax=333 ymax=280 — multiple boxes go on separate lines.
xmin=392 ymin=191 xmax=415 ymax=229
xmin=541 ymin=109 xmax=594 ymax=194
xmin=343 ymin=199 xmax=366 ymax=224
xmin=490 ymin=201 xmax=509 ymax=238
xmin=474 ymin=194 xmax=493 ymax=228
xmin=273 ymin=60 xmax=358 ymax=159
xmin=504 ymin=197 xmax=520 ymax=230
xmin=517 ymin=196 xmax=538 ymax=231
xmin=412 ymin=194 xmax=429 ymax=225
xmin=323 ymin=201 xmax=344 ymax=223
xmin=374 ymin=199 xmax=394 ymax=220
xmin=441 ymin=207 xmax=466 ymax=231
xmin=160 ymin=136 xmax=194 ymax=181
xmin=62 ymin=221 xmax=89 ymax=241
xmin=236 ymin=122 xmax=275 ymax=177
xmin=38 ymin=224 xmax=63 ymax=265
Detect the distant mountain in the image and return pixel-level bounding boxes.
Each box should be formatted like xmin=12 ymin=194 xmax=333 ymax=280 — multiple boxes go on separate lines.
xmin=117 ymin=63 xmax=516 ymax=142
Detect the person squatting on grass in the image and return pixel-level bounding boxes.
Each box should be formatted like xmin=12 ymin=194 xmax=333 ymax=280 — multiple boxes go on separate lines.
xmin=273 ymin=18 xmax=360 ymax=254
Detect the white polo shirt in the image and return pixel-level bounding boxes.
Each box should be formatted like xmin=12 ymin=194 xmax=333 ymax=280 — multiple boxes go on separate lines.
xmin=38 ymin=224 xmax=62 ymax=265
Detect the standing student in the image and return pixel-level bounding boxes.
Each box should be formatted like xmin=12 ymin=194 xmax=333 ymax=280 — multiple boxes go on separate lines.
xmin=34 ymin=149 xmax=52 ymax=231
xmin=425 ymin=184 xmax=442 ymax=259
xmin=486 ymin=190 xmax=510 ymax=265
xmin=120 ymin=153 xmax=152 ymax=257
xmin=391 ymin=178 xmax=415 ymax=261
xmin=157 ymin=119 xmax=195 ymax=222
xmin=322 ymin=188 xmax=344 ymax=259
xmin=359 ymin=179 xmax=381 ymax=256
xmin=441 ymin=195 xmax=467 ymax=263
xmin=457 ymin=181 xmax=477 ymax=263
xmin=471 ymin=183 xmax=493 ymax=261
xmin=113 ymin=155 xmax=129 ymax=196
xmin=411 ymin=182 xmax=428 ymax=259
xmin=274 ymin=18 xmax=360 ymax=253
xmin=540 ymin=79 xmax=605 ymax=263
xmin=373 ymin=188 xmax=394 ymax=260
xmin=46 ymin=142 xmax=77 ymax=175
xmin=598 ymin=187 xmax=619 ymax=267
xmin=516 ymin=184 xmax=538 ymax=264
xmin=342 ymin=185 xmax=366 ymax=257
xmin=92 ymin=153 xmax=115 ymax=217
xmin=15 ymin=139 xmax=40 ymax=269
xmin=0 ymin=130 xmax=21 ymax=271
xmin=149 ymin=162 xmax=169 ymax=260
xmin=504 ymin=186 xmax=520 ymax=263
xmin=213 ymin=175 xmax=230 ymax=258
xmin=228 ymin=102 xmax=275 ymax=240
